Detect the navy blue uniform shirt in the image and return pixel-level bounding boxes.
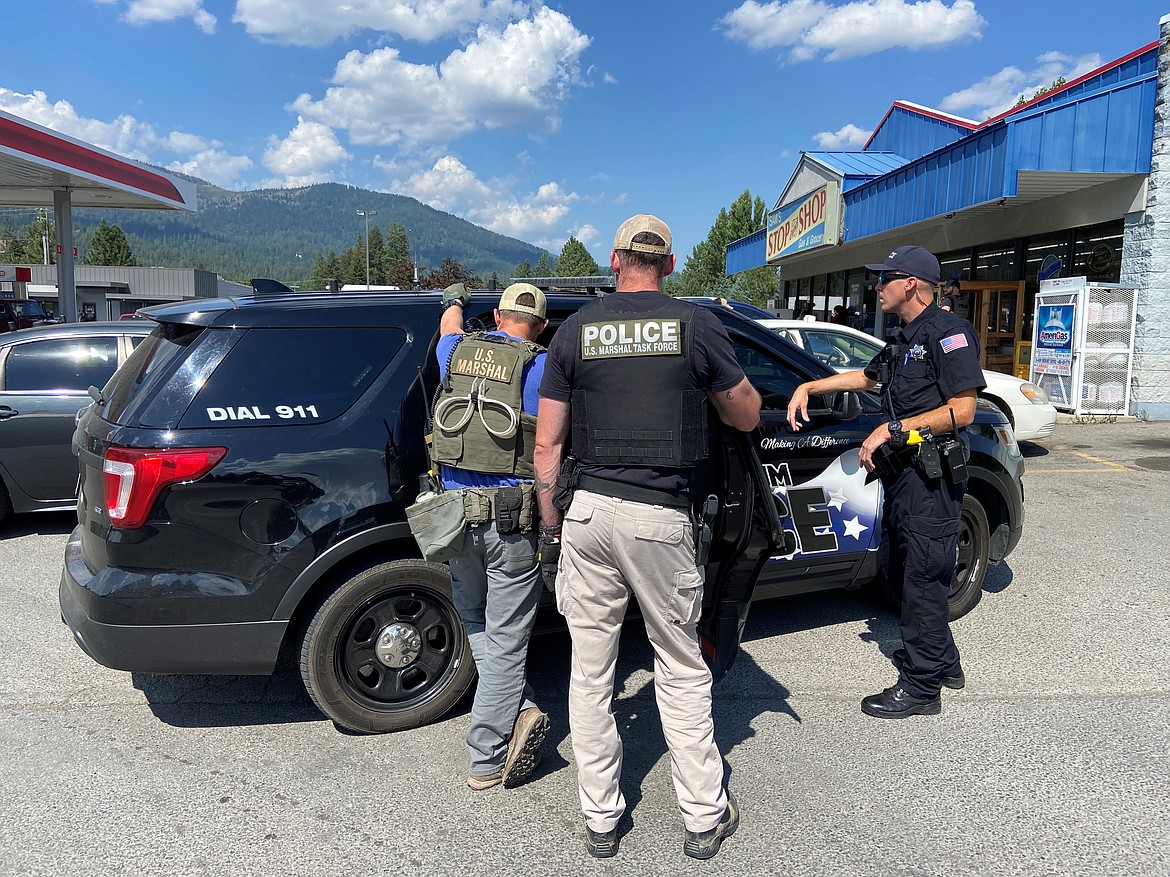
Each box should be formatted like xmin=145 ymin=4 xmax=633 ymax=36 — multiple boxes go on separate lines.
xmin=865 ymin=305 xmax=986 ymax=422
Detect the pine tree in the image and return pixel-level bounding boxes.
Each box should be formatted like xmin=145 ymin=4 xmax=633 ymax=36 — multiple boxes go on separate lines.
xmin=554 ymin=236 xmax=600 ymax=276
xmin=384 ymin=222 xmax=414 ymax=289
xmin=366 ymin=225 xmax=385 ymax=285
xmin=677 ymin=190 xmax=778 ymax=304
xmin=85 ymin=220 xmax=137 ymax=266
xmin=421 ymin=258 xmax=482 ymax=289
xmin=513 ymin=259 xmax=532 ymax=279
xmin=533 ymin=252 xmax=552 ymax=277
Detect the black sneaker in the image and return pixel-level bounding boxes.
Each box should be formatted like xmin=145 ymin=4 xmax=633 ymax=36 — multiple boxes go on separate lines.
xmin=585 ymin=824 xmax=619 ymax=858
xmin=683 ymin=791 xmax=739 ymax=860
xmin=891 ymin=648 xmax=966 ymax=690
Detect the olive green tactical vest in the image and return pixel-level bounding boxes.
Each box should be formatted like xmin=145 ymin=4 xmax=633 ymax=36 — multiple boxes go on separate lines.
xmin=431 ymin=333 xmax=544 ymax=477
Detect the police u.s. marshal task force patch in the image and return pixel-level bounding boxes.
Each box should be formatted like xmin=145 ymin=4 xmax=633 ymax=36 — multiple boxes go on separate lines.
xmin=580 ymin=318 xmax=682 ymax=359
xmin=939 ymin=333 xmax=969 ymax=354
xmin=451 ymin=345 xmax=515 ymax=382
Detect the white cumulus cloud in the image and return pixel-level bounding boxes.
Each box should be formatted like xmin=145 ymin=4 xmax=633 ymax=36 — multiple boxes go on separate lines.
xmin=291 ymin=7 xmax=590 ymax=148
xmin=939 ymin=52 xmax=1103 ymax=120
xmin=168 ymin=150 xmax=254 ymax=188
xmin=233 ymin=0 xmax=533 ymax=47
xmin=97 ymin=0 xmax=217 ymax=33
xmin=392 ymin=155 xmax=578 ymax=239
xmin=262 ymin=117 xmax=352 ymax=186
xmin=720 ymin=0 xmax=984 ymax=62
xmin=0 ymin=87 xmax=250 ymax=184
xmin=813 ymin=123 xmax=872 ymax=149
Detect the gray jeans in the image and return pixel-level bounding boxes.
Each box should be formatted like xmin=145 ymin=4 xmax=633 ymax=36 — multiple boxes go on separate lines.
xmin=448 ymin=520 xmax=542 ymax=776
xmin=557 ymin=490 xmax=727 ymax=833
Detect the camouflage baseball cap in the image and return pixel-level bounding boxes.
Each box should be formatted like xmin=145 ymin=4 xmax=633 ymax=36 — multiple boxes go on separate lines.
xmin=613 ymin=213 xmax=672 ymax=256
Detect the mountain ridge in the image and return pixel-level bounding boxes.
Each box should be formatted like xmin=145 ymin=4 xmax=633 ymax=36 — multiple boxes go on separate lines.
xmin=60 ymin=179 xmax=548 ymax=285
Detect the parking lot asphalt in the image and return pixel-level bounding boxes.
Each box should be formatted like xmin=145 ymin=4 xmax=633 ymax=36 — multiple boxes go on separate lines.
xmin=0 ymin=420 xmax=1167 ymax=877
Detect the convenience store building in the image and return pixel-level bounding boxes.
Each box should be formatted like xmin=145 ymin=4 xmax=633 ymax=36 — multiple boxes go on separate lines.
xmin=727 ymin=15 xmax=1170 ymax=419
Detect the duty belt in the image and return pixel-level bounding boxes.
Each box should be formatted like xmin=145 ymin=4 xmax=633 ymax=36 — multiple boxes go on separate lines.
xmin=576 ymin=473 xmax=690 ymax=509
xmin=460 ymin=483 xmax=536 ymax=533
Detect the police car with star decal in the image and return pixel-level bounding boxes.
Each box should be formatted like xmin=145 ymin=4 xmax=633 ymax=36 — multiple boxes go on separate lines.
xmin=59 ymin=291 xmax=1024 ymax=733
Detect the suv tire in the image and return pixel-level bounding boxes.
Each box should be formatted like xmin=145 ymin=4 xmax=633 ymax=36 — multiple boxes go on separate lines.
xmin=0 ymin=477 xmax=11 ymax=528
xmin=949 ymin=493 xmax=990 ymax=620
xmin=868 ymin=493 xmax=991 ymax=622
xmin=299 ymin=559 xmax=476 ymax=733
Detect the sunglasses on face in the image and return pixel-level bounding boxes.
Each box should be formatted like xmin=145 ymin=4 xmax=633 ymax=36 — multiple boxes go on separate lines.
xmin=877 ymin=272 xmax=911 ymax=286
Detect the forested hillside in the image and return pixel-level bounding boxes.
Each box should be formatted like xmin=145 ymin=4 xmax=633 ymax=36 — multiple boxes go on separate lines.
xmin=4 ymin=180 xmax=548 ymax=286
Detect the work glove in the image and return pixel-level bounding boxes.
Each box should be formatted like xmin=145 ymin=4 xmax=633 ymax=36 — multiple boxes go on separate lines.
xmin=442 ymin=282 xmax=471 ymax=309
xmin=537 ymin=526 xmax=561 ymax=592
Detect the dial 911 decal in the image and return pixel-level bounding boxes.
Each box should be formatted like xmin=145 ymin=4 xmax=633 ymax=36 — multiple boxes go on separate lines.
xmin=206 ymin=404 xmax=321 ymax=421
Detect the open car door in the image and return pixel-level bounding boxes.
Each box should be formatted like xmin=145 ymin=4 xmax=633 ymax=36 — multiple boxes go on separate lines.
xmin=696 ymin=421 xmax=788 ymax=682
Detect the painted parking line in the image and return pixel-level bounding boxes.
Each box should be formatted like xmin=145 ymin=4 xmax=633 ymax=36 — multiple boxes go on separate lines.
xmin=1028 ymin=445 xmax=1130 ymax=473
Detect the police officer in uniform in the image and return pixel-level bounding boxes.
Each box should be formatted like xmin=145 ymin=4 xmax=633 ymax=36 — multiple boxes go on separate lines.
xmin=787 ymin=245 xmax=985 ymax=719
xmin=533 ymin=215 xmax=761 ymax=859
xmin=432 ymin=282 xmax=551 ymax=788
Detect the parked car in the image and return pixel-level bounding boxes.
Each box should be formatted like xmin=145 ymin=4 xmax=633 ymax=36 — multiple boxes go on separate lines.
xmin=60 ymin=292 xmax=1025 ymax=733
xmin=757 ymin=318 xmax=1057 ymax=442
xmin=1 ymin=299 xmax=55 ymax=332
xmin=0 ymin=321 xmax=154 ymax=527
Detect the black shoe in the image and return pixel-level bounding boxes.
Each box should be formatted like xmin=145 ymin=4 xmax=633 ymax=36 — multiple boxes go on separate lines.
xmin=861 ymin=684 xmax=941 ymax=719
xmin=891 ymin=649 xmax=966 ymax=690
xmin=585 ymin=824 xmax=619 ymax=858
xmin=683 ymin=791 xmax=739 ymax=860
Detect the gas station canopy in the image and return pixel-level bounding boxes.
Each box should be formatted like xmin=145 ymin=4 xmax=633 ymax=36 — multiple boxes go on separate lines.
xmin=0 ymin=108 xmax=196 ymax=321
xmin=0 ymin=109 xmax=196 ymax=210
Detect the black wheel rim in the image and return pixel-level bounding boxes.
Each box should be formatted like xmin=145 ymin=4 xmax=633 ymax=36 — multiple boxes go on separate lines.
xmin=335 ymin=586 xmax=464 ymax=713
xmin=951 ymin=508 xmax=982 ymax=600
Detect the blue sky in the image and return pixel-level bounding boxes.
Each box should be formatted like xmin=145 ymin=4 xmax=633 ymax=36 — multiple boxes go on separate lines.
xmin=0 ymin=1 xmax=1161 ymax=266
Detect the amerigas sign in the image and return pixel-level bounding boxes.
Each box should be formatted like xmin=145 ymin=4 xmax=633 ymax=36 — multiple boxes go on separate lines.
xmin=0 ymin=266 xmax=32 ymax=282
xmin=766 ymin=182 xmax=841 ymax=263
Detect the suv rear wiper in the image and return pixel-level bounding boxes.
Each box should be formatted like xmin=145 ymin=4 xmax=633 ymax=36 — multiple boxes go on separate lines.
xmin=88 ymin=385 xmax=105 ymax=405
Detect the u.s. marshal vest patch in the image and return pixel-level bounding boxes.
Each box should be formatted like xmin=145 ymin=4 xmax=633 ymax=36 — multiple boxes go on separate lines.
xmin=451 ymin=344 xmax=515 ymax=382
xmin=580 ymin=318 xmax=682 ymax=359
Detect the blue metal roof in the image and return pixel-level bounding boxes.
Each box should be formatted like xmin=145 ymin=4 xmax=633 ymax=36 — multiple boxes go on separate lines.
xmin=866 ymin=103 xmax=976 ymax=161
xmin=724 ymin=42 xmax=1159 ymax=275
xmin=804 ymin=151 xmax=910 ymax=192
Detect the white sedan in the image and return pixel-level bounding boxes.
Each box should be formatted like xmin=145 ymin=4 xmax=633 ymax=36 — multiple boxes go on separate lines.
xmin=758 ymin=318 xmax=1057 ymax=442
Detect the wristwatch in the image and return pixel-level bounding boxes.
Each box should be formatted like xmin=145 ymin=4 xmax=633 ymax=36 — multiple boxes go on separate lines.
xmin=887 ymin=419 xmax=903 ymax=434
xmin=441 ymin=298 xmax=465 ymax=311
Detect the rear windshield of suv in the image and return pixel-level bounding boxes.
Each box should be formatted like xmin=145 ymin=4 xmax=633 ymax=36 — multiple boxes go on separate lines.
xmin=177 ymin=327 xmax=406 ymax=428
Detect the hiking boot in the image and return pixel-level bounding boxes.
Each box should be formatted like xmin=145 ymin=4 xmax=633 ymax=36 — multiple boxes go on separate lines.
xmin=891 ymin=648 xmax=966 ymax=690
xmin=683 ymin=790 xmax=739 ymax=860
xmin=585 ymin=824 xmax=619 ymax=858
xmin=466 ymin=770 xmax=502 ymax=791
xmin=502 ymin=706 xmax=549 ymax=788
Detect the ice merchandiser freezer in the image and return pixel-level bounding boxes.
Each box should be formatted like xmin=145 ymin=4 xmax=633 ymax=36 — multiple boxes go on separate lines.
xmin=1030 ymin=277 xmax=1137 ymax=416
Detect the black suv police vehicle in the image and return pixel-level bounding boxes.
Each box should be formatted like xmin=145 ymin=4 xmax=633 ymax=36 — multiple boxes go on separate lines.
xmin=60 ymin=291 xmax=1024 ymax=734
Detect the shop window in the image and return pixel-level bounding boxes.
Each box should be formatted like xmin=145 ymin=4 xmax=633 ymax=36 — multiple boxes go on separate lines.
xmin=937 ymin=250 xmax=972 ymax=285
xmin=973 ymin=241 xmax=1018 ymax=280
xmin=1073 ymin=221 xmax=1123 ymax=283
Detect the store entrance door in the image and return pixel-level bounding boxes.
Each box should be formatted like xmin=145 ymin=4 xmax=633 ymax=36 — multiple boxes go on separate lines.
xmin=945 ymin=281 xmax=1026 ymax=374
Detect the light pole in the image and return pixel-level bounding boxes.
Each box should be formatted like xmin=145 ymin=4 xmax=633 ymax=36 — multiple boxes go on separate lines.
xmin=356 ymin=209 xmax=377 ymax=290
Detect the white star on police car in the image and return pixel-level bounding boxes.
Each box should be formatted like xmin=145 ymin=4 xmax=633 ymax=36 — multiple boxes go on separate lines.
xmin=827 ymin=488 xmax=847 ymax=510
xmin=842 ymin=516 xmax=868 ymax=540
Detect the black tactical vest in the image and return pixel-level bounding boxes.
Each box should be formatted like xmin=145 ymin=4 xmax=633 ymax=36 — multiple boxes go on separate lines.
xmin=431 ymin=333 xmax=543 ymax=477
xmin=570 ymin=296 xmax=708 ymax=468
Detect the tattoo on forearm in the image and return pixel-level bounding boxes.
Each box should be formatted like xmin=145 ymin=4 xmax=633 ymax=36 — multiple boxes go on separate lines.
xmin=535 ymin=479 xmax=551 ymax=492
xmin=725 ymin=390 xmax=734 ymax=399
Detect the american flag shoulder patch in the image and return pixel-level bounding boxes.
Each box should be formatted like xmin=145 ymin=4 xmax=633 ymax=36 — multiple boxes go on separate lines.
xmin=940 ymin=333 xmax=969 ymax=354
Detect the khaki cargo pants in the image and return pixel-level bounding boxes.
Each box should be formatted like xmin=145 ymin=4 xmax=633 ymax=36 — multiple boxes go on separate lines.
xmin=556 ymin=489 xmax=728 ymax=834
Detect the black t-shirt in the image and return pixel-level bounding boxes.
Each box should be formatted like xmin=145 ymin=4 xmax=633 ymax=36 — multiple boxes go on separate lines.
xmin=540 ymin=292 xmax=746 ymax=496
xmin=864 ymin=304 xmax=986 ymax=423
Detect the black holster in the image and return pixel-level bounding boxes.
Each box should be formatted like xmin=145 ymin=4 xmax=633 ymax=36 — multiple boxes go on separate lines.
xmin=553 ymin=456 xmax=580 ymax=512
xmin=695 ymin=494 xmax=718 ymax=566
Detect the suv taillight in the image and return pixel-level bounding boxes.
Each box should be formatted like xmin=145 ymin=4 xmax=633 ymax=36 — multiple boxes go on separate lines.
xmin=103 ymin=446 xmax=227 ymax=529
